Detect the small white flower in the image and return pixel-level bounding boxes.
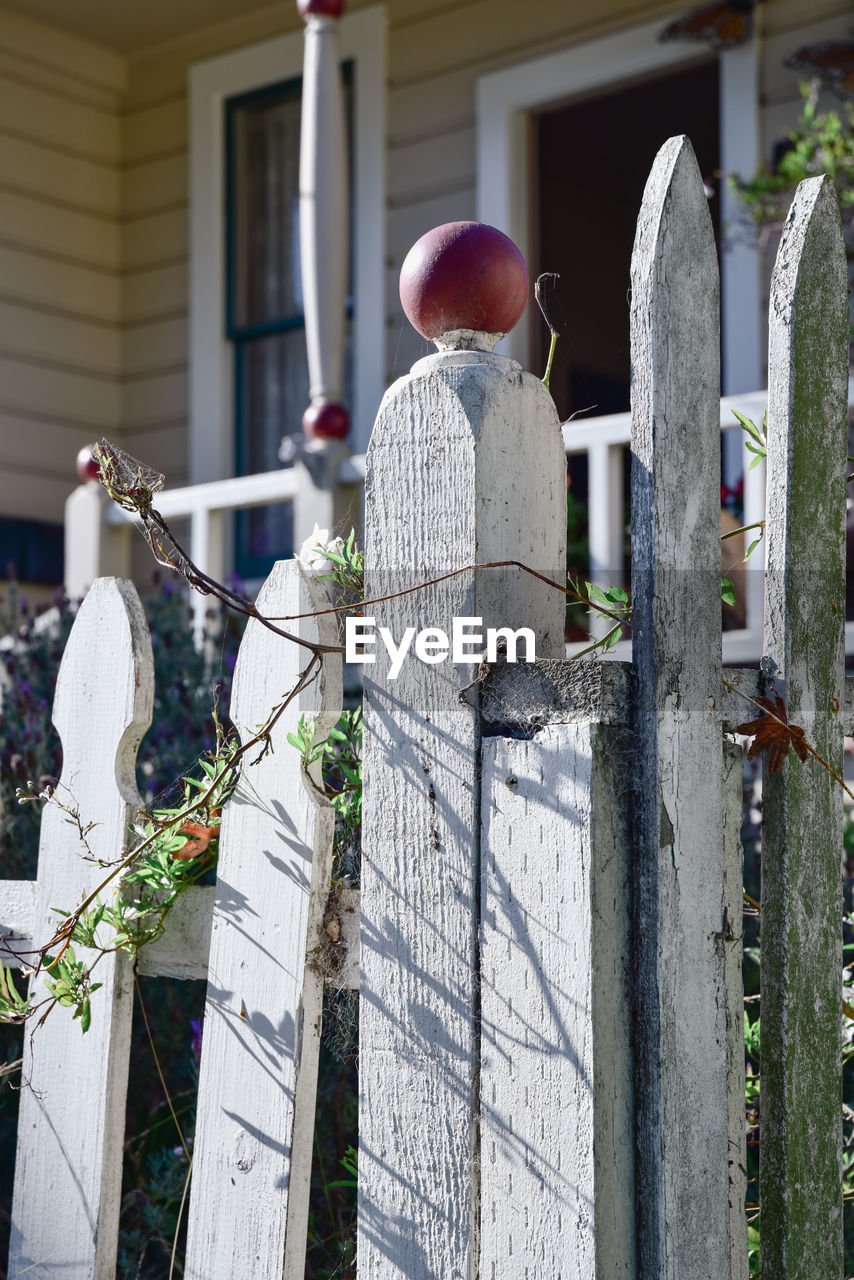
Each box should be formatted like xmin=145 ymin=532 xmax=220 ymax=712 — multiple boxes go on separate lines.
xmin=296 ymin=523 xmax=345 ymax=570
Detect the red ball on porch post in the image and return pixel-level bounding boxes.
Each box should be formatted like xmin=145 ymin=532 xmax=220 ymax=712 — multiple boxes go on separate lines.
xmin=399 ymin=221 xmax=529 ymax=348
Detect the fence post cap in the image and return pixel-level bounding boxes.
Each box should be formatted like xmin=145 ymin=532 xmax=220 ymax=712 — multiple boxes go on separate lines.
xmin=399 ymin=221 xmax=529 ymax=352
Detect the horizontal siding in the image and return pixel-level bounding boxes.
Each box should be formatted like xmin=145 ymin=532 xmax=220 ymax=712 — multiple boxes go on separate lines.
xmin=0 ymin=299 xmax=120 ymax=374
xmin=123 ymin=96 xmax=187 ymax=164
xmin=0 ymin=465 xmax=77 ymax=525
xmin=123 ymin=151 xmax=187 ymax=217
xmin=0 ymin=410 xmax=102 ymax=474
xmin=0 ymin=132 xmax=119 ymax=215
xmin=123 ymin=206 xmax=187 ymax=270
xmin=0 ymin=6 xmax=126 ymax=95
xmin=0 ymin=243 xmax=120 ymax=322
xmin=122 ymin=368 xmax=187 ymax=431
xmin=123 ymin=261 xmax=187 ymax=323
xmin=0 ymin=74 xmax=120 ymax=162
xmin=0 ymin=8 xmax=124 ymax=575
xmin=0 ymin=355 xmax=120 ymax=429
xmin=124 ymin=422 xmax=189 ymax=483
xmin=0 ymin=188 xmax=119 ymax=269
xmin=123 ymin=315 xmax=187 ymax=375
xmin=389 ymin=125 xmax=473 ymax=204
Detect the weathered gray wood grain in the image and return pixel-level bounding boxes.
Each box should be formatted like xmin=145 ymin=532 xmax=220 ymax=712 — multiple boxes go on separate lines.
xmin=630 ymin=135 xmax=737 ymax=1277
xmin=723 ymin=741 xmax=748 ymax=1279
xmin=360 ymin=349 xmax=566 ymax=1278
xmin=185 ymin=561 xmax=341 ymax=1280
xmin=10 ymin=578 xmax=153 ymax=1280
xmin=480 ymin=717 xmax=635 ymax=1278
xmin=760 ymin=175 xmax=849 ymax=1280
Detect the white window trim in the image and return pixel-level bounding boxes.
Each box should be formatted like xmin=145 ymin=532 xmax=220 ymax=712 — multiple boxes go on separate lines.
xmin=476 ymin=16 xmax=761 ymax=397
xmin=189 ymin=5 xmax=386 ymax=485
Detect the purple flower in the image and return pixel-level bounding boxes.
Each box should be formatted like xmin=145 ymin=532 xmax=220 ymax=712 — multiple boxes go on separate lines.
xmin=190 ymin=1017 xmax=203 ymax=1061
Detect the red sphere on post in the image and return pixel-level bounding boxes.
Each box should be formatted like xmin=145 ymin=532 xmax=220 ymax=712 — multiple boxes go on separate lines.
xmin=76 ymin=443 xmax=101 ymax=482
xmin=399 ymin=221 xmax=529 ymax=343
xmin=303 ymin=399 xmax=350 ymax=440
xmin=297 ymin=0 xmax=345 ymax=18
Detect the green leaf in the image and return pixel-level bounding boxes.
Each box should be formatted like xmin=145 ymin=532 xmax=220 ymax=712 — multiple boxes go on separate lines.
xmin=732 ymin=409 xmax=765 ymax=446
xmin=747 ymin=453 xmax=764 ymax=472
xmin=721 ymin=577 xmax=736 ymax=606
xmin=605 ymin=586 xmax=629 ymax=605
xmin=745 ymin=537 xmax=763 ymax=563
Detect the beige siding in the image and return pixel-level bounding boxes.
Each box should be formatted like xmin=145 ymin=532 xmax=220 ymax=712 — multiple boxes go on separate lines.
xmin=0 ymin=4 xmax=124 ymax=538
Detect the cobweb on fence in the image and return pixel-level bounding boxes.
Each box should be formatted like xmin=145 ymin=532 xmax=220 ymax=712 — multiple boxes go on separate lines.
xmin=94 ymin=438 xmax=248 ymax=610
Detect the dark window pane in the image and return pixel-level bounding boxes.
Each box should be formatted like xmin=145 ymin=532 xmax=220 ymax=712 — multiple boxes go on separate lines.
xmin=230 ymin=84 xmax=303 ymax=330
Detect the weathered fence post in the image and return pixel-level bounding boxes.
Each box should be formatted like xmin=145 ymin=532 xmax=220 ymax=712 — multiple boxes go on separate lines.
xmin=630 ymin=135 xmax=742 ymax=1276
xmin=760 ymin=175 xmax=848 ymax=1279
xmin=185 ymin=560 xmax=341 ymax=1279
xmin=10 ymin=578 xmax=153 ymax=1280
xmin=359 ymin=223 xmax=566 ymax=1277
xmin=478 ymin=660 xmax=636 ymax=1278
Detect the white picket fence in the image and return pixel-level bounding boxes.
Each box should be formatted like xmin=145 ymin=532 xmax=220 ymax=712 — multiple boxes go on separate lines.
xmin=2 ymin=134 xmax=852 ymax=1279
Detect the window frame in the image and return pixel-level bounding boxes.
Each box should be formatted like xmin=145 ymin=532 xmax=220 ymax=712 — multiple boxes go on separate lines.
xmin=475 ymin=17 xmax=762 ymax=398
xmin=188 ymin=7 xmax=385 ymax=503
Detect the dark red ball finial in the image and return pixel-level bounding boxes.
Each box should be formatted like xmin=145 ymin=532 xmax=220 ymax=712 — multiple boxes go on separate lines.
xmin=399 ymin=222 xmax=529 ymax=345
xmin=297 ymin=0 xmax=344 ymax=18
xmin=76 ymin=443 xmax=101 ymax=482
xmin=303 ymin=400 xmax=350 ymax=440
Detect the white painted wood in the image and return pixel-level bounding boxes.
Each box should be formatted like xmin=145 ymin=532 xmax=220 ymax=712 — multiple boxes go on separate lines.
xmin=587 ymin=440 xmax=625 ymax=640
xmin=630 ymin=135 xmax=732 ymax=1277
xmin=722 ymin=741 xmax=748 ymax=1280
xmin=136 ymin=885 xmax=214 ymax=981
xmin=65 ymin=481 xmax=131 ymax=601
xmin=760 ymin=175 xmax=848 ymax=1280
xmin=720 ymin=38 xmax=762 ymax=399
xmin=480 ymin=715 xmax=634 ymax=1278
xmin=188 ymin=5 xmax=385 ymax=485
xmin=10 ymin=578 xmax=153 ymax=1280
xmin=300 ymin=10 xmax=348 ymax=413
xmin=360 ymin=346 xmax=566 ymax=1278
xmin=185 ymin=560 xmax=342 ymax=1280
xmin=106 ymin=466 xmax=303 ymax=524
xmin=0 ymin=880 xmax=37 ymax=968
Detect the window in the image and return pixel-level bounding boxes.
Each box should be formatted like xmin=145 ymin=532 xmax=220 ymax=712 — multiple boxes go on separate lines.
xmin=189 ymin=9 xmax=385 ymax=577
xmin=225 ymin=72 xmax=353 ymax=576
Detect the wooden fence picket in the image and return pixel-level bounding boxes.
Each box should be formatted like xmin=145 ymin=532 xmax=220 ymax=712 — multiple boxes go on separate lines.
xmin=478 ymin=661 xmax=636 ymax=1279
xmin=3 ymin=134 xmax=854 ymax=1280
xmin=359 ymin=347 xmax=566 ymax=1278
xmin=629 ymin=134 xmax=740 ymax=1277
xmin=760 ymin=174 xmax=849 ymax=1280
xmin=9 ymin=578 xmax=153 ymax=1280
xmin=185 ymin=559 xmax=341 ymax=1280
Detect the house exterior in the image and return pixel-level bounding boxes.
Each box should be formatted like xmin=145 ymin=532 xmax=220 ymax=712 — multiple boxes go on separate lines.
xmin=0 ymin=0 xmax=849 ymax=598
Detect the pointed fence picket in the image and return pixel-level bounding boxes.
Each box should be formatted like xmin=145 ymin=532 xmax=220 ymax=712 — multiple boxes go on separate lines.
xmin=0 ymin=562 xmax=347 ymax=1280
xmin=1 ymin=134 xmax=852 ymax=1280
